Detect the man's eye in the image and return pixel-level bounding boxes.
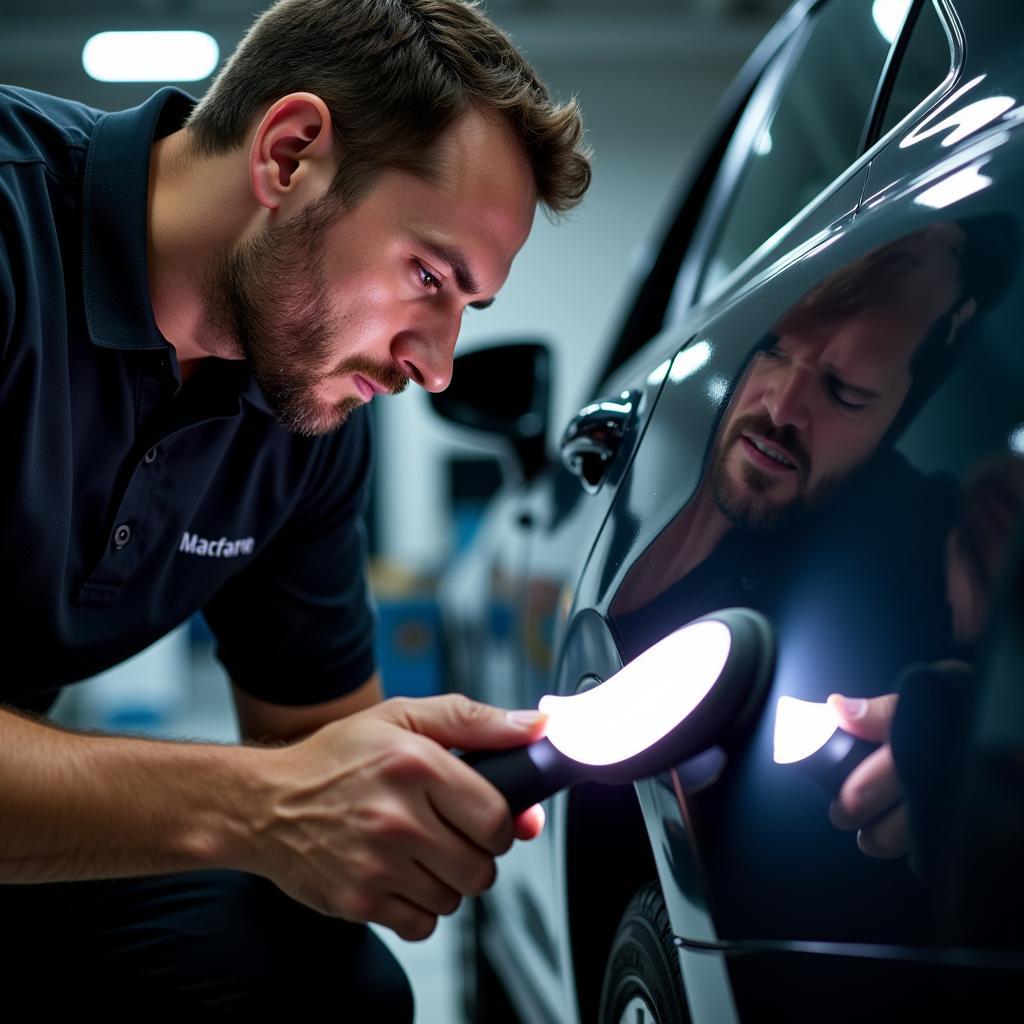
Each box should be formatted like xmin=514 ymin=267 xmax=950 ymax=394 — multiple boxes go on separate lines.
xmin=416 ymin=262 xmax=442 ymax=291
xmin=829 ymin=381 xmax=868 ymax=411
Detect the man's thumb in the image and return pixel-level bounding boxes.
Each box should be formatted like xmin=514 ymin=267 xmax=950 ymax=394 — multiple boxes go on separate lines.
xmin=390 ymin=694 xmax=548 ymax=751
xmin=827 ymin=693 xmax=898 ymax=742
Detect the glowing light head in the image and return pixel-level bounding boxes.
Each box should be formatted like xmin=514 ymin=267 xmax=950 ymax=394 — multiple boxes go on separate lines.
xmin=773 ymin=696 xmax=840 ymax=764
xmin=538 ymin=620 xmax=732 ymax=767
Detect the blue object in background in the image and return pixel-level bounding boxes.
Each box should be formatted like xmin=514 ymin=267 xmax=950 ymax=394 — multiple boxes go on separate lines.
xmin=375 ymin=598 xmax=444 ymax=699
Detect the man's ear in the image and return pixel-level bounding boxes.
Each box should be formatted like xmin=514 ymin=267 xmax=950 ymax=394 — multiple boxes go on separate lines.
xmin=249 ymin=92 xmax=335 ymax=212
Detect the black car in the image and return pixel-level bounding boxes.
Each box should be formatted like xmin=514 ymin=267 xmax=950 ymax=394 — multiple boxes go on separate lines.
xmin=431 ymin=0 xmax=1024 ymax=1020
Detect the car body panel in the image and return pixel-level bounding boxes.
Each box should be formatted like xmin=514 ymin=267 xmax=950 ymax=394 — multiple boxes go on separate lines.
xmin=436 ymin=0 xmax=1024 ymax=1019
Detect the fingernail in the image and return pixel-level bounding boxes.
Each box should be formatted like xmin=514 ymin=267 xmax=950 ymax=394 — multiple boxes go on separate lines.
xmin=831 ymin=695 xmax=867 ymax=719
xmin=506 ymin=710 xmax=546 ymax=727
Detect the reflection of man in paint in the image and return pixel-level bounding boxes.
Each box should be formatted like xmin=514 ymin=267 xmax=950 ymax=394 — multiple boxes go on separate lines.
xmin=615 ymin=223 xmax=982 ymax=610
xmin=708 ymin=223 xmax=976 ymax=535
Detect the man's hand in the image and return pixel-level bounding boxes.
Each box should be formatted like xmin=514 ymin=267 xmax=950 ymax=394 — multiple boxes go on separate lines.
xmin=242 ymin=695 xmax=547 ymax=940
xmin=826 ymin=693 xmax=909 ymax=859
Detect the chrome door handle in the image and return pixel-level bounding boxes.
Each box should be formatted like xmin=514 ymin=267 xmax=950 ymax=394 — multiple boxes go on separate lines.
xmin=560 ymin=390 xmax=638 ymax=494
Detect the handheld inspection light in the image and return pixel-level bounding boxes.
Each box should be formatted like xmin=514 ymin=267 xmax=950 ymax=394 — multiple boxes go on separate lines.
xmin=772 ymin=696 xmax=877 ymax=795
xmin=462 ymin=608 xmax=774 ymax=816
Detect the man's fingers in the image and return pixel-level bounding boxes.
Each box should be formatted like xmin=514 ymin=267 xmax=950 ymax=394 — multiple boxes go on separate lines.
xmin=829 ymin=743 xmax=904 ymax=830
xmin=373 ymin=894 xmax=441 ymax=942
xmin=827 ymin=692 xmax=899 ymax=742
xmin=513 ymin=803 xmax=545 ymax=841
xmin=380 ymin=694 xmax=548 ymax=752
xmin=425 ymin=754 xmax=516 ymax=856
xmin=857 ymin=804 xmax=911 ymax=859
xmin=407 ymin=796 xmax=501 ymax=897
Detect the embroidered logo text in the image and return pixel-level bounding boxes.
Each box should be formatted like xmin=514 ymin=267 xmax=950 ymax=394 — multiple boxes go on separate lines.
xmin=179 ymin=531 xmax=255 ymax=558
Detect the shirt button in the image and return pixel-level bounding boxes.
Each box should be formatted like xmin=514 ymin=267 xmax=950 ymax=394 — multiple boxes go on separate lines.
xmin=740 ymin=575 xmax=760 ymax=592
xmin=143 ymin=447 xmax=159 ymax=464
xmin=113 ymin=523 xmax=132 ymax=549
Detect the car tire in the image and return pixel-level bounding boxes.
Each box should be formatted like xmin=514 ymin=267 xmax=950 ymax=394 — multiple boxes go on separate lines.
xmin=598 ymin=881 xmax=691 ymax=1024
xmin=459 ymin=898 xmax=520 ymax=1024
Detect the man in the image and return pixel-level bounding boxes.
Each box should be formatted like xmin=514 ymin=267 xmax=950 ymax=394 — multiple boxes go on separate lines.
xmin=0 ymin=0 xmax=590 ymax=1013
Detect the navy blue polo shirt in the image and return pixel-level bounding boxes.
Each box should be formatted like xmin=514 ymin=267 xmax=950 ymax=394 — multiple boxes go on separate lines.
xmin=0 ymin=85 xmax=377 ymax=713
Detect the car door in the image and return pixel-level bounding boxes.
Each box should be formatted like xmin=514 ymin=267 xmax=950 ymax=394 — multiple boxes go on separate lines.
xmin=575 ymin=0 xmax=1023 ymax=1018
xmin=530 ymin=0 xmax=977 ymax=1020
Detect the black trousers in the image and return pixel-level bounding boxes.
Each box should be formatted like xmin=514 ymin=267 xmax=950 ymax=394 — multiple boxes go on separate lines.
xmin=0 ymin=869 xmax=415 ymax=1019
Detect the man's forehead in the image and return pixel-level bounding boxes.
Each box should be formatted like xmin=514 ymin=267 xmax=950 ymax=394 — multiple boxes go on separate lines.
xmin=782 ymin=311 xmax=921 ymax=384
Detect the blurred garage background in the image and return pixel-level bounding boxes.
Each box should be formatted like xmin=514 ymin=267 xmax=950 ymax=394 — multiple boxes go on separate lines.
xmin=1 ymin=0 xmax=787 ymax=1017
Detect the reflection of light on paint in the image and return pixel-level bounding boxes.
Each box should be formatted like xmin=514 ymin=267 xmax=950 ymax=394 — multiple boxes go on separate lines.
xmin=83 ymin=31 xmax=219 ymax=82
xmin=1009 ymin=424 xmax=1024 ymax=454
xmin=898 ymin=76 xmax=1014 ymax=149
xmin=754 ymin=128 xmax=772 ymax=156
xmin=668 ymin=340 xmax=712 ymax=384
xmin=915 ymin=163 xmax=992 ymax=209
xmin=872 ymin=0 xmax=912 ymax=44
xmin=773 ymin=696 xmax=839 ymax=764
xmin=539 ymin=620 xmax=732 ymax=766
xmin=706 ymin=375 xmax=730 ymax=405
xmin=647 ymin=358 xmax=671 ymax=389
xmin=925 ymin=96 xmax=1016 ymax=147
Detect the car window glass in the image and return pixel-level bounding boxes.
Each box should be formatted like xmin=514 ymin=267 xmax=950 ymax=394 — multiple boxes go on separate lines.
xmin=696 ymin=0 xmax=901 ymax=303
xmin=876 ymin=0 xmax=953 ymax=139
xmin=609 ymin=217 xmax=1023 ymax=947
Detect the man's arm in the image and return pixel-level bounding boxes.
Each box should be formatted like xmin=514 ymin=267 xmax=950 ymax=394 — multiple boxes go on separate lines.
xmin=0 ymin=694 xmax=547 ymax=940
xmin=230 ymin=671 xmax=383 ymax=745
xmin=0 ymin=703 xmax=268 ymax=884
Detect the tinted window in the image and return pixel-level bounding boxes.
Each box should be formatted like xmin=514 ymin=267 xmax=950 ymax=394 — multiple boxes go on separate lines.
xmin=877 ymin=0 xmax=953 ymax=139
xmin=697 ymin=0 xmax=899 ymax=300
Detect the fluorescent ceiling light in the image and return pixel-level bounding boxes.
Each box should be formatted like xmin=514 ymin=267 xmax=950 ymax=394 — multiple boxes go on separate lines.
xmin=83 ymin=31 xmax=219 ymax=83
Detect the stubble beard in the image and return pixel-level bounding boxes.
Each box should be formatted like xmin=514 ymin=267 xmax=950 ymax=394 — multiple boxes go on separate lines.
xmin=709 ymin=412 xmax=836 ymax=535
xmin=202 ymin=196 xmax=406 ymax=437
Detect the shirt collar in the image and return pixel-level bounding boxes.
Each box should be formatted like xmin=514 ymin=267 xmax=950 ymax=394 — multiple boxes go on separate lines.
xmin=81 ymin=87 xmax=273 ymax=416
xmin=82 ymin=87 xmax=194 ymax=353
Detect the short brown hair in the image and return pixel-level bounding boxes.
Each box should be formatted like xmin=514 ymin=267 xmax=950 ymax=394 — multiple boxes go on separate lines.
xmin=185 ymin=0 xmax=591 ymax=215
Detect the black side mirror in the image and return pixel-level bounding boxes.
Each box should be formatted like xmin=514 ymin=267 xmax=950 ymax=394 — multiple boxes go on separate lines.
xmin=429 ymin=342 xmax=552 ymax=481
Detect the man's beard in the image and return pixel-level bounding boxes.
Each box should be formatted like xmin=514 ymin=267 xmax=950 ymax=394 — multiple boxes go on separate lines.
xmin=202 ymin=195 xmax=407 ymax=436
xmin=709 ymin=412 xmax=841 ymax=534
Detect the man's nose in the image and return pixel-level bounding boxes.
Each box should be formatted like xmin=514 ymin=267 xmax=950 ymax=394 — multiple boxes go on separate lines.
xmin=763 ymin=367 xmax=810 ymax=430
xmin=391 ymin=315 xmax=459 ymax=393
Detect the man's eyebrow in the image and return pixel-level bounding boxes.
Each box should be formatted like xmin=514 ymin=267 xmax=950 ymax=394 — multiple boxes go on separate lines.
xmin=822 ymin=364 xmax=881 ymax=400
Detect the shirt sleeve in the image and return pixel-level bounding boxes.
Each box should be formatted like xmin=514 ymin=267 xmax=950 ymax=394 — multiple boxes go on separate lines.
xmin=201 ymin=406 xmax=378 ymax=705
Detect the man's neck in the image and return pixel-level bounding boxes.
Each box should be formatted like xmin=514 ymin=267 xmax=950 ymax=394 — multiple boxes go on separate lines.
xmin=613 ymin=483 xmax=732 ymax=615
xmin=146 ymin=129 xmax=253 ymax=375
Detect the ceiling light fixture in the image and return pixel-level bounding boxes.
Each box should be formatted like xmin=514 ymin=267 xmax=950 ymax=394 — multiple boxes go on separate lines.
xmin=83 ymin=31 xmax=219 ymax=83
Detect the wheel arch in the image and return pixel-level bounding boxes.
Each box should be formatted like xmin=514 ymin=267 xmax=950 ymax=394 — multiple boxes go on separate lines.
xmin=565 ymin=779 xmax=661 ymax=1023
